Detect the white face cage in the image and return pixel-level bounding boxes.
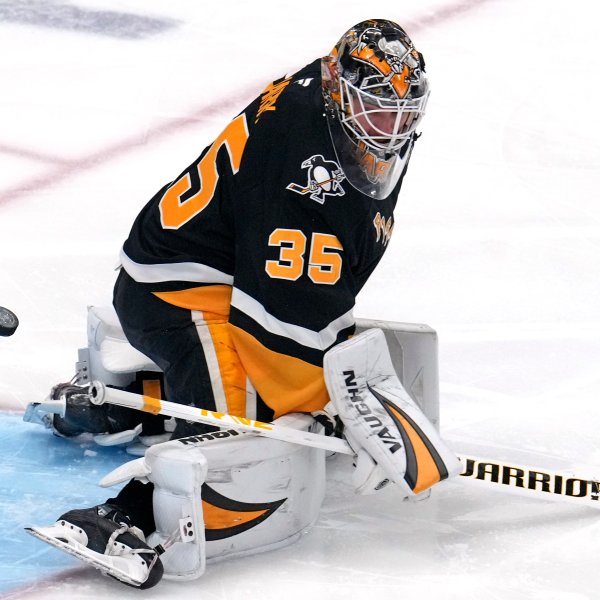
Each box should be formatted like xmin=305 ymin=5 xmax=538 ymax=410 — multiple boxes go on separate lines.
xmin=339 ymin=76 xmax=430 ymax=153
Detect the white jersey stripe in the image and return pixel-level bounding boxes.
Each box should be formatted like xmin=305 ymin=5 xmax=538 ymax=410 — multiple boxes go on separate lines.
xmin=120 ymin=247 xmax=234 ymax=285
xmin=245 ymin=378 xmax=257 ymax=420
xmin=191 ymin=310 xmax=229 ymax=414
xmin=231 ymin=287 xmax=354 ymax=351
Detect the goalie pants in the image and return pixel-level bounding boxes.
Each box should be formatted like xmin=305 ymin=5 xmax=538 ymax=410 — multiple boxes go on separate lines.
xmin=112 ymin=269 xmax=275 ymax=439
xmin=110 ymin=269 xmax=276 ymax=535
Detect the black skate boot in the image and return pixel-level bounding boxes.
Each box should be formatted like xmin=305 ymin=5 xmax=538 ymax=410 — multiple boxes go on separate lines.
xmin=23 ymin=381 xmax=131 ymax=437
xmin=24 ymin=376 xmax=167 ymax=444
xmin=26 ymin=503 xmax=164 ymax=589
xmin=50 ymin=382 xmax=121 ymax=436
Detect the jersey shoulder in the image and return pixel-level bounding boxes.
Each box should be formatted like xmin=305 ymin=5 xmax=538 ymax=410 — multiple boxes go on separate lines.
xmin=248 ymin=59 xmax=323 ymax=129
xmin=234 ymin=60 xmax=326 ymax=187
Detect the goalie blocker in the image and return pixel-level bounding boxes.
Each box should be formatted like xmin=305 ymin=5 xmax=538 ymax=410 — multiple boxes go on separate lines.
xmin=325 ymin=328 xmax=461 ymax=496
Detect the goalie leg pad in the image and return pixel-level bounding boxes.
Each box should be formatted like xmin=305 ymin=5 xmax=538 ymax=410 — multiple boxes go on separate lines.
xmin=143 ymin=441 xmax=208 ymax=581
xmin=324 ymin=328 xmax=461 ymax=496
xmin=123 ymin=414 xmax=325 ymax=579
xmin=199 ymin=413 xmax=326 ymax=563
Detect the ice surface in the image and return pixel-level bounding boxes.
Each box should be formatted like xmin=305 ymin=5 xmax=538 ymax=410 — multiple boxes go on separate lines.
xmin=1 ymin=0 xmax=600 ymax=598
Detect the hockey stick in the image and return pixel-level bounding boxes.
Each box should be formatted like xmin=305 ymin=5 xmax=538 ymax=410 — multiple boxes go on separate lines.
xmin=90 ymin=382 xmax=600 ymax=509
xmin=90 ymin=381 xmax=354 ymax=456
xmin=286 ymin=177 xmax=338 ymax=195
xmin=457 ymin=454 xmax=600 ymax=509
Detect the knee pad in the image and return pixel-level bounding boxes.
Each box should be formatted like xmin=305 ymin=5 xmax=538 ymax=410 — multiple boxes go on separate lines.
xmin=84 ymin=305 xmax=160 ymax=387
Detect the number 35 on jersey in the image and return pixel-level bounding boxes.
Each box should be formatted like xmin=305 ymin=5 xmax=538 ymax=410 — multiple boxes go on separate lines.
xmin=159 ymin=115 xmax=249 ymax=230
xmin=157 ymin=114 xmax=344 ymax=287
xmin=266 ymin=229 xmax=343 ymax=285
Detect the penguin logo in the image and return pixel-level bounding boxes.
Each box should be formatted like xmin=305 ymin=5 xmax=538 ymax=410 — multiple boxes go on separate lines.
xmin=286 ymin=154 xmax=346 ymax=204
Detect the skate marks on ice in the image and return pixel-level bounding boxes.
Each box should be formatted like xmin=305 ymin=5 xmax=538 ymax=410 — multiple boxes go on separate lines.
xmin=293 ymin=457 xmax=600 ymax=600
xmin=0 ymin=413 xmax=129 ymax=594
xmin=3 ymin=420 xmax=600 ymax=600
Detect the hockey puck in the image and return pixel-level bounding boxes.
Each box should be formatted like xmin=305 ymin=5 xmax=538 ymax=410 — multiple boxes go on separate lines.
xmin=0 ymin=306 xmax=19 ymax=337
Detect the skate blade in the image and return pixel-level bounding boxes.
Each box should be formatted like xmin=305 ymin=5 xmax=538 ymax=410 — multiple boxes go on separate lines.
xmin=22 ymin=403 xmax=52 ymax=427
xmin=93 ymin=424 xmax=142 ymax=446
xmin=25 ymin=525 xmax=148 ymax=587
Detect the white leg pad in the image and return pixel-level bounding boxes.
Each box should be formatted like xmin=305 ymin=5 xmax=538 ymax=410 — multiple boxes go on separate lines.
xmin=144 ymin=441 xmax=207 ymax=581
xmin=114 ymin=414 xmax=326 ymax=580
xmin=185 ymin=414 xmax=326 ymax=563
xmin=324 ymin=328 xmax=461 ymax=496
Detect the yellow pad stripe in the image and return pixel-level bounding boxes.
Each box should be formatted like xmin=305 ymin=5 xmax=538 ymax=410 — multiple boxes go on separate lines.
xmin=202 ymin=500 xmax=269 ymax=530
xmin=386 ymin=403 xmax=442 ymax=494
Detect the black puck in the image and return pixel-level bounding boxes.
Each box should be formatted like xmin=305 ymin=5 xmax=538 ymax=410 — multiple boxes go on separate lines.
xmin=0 ymin=306 xmax=19 ymax=337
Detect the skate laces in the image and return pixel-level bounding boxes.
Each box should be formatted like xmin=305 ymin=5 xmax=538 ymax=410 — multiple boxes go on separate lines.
xmin=106 ymin=522 xmax=158 ymax=563
xmin=99 ymin=505 xmax=152 ymax=557
xmin=50 ymin=377 xmax=91 ymax=402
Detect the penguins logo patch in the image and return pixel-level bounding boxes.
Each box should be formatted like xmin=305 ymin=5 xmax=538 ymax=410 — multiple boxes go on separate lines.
xmin=286 ymin=154 xmax=346 ymax=204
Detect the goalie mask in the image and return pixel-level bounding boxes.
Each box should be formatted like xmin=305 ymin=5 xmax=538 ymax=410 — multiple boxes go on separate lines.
xmin=322 ymin=19 xmax=429 ymax=199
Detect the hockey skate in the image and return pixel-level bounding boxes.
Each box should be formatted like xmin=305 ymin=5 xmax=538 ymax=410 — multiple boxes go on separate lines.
xmin=23 ymin=305 xmax=175 ymax=450
xmin=24 ymin=379 xmax=117 ymax=436
xmin=24 ymin=376 xmax=170 ymax=449
xmin=26 ymin=504 xmax=164 ymax=589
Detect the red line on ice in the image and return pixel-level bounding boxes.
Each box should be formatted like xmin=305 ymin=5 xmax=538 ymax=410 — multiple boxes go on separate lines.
xmin=0 ymin=566 xmax=89 ymax=599
xmin=0 ymin=87 xmax=259 ymax=206
xmin=1 ymin=0 xmax=494 ymax=593
xmin=0 ymin=144 xmax=71 ymax=165
xmin=0 ymin=0 xmax=490 ymax=207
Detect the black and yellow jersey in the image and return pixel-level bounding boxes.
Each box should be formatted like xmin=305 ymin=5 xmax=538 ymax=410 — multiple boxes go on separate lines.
xmin=120 ymin=59 xmax=414 ymax=417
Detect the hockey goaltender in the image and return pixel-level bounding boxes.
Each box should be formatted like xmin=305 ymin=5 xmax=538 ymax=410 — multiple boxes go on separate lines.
xmin=24 ymin=19 xmax=461 ymax=588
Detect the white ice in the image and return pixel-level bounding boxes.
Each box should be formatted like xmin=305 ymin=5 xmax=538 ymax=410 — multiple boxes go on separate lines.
xmin=1 ymin=0 xmax=600 ymax=598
